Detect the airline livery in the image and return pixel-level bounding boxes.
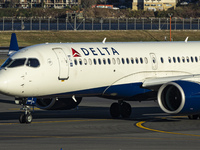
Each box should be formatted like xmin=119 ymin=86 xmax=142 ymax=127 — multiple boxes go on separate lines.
xmin=1 ymin=33 xmax=200 ymax=123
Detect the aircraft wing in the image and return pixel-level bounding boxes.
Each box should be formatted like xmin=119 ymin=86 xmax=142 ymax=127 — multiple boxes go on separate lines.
xmin=142 ymin=74 xmax=200 ymax=88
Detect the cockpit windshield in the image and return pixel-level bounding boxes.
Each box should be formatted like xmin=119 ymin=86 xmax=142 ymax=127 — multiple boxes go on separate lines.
xmin=8 ymin=58 xmax=26 ymax=68
xmin=1 ymin=58 xmax=40 ymax=69
xmin=26 ymin=58 xmax=40 ymax=68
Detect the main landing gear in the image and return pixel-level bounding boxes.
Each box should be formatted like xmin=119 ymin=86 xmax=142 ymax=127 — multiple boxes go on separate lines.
xmin=188 ymin=115 xmax=200 ymax=120
xmin=110 ymin=101 xmax=132 ymax=118
xmin=15 ymin=99 xmax=33 ymax=124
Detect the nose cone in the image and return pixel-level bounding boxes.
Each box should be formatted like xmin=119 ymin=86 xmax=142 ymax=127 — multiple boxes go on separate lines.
xmin=0 ymin=69 xmax=25 ymax=97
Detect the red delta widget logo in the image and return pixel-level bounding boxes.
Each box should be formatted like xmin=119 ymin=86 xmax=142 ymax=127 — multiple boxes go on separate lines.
xmin=71 ymin=47 xmax=119 ymax=57
xmin=72 ymin=48 xmax=81 ymax=57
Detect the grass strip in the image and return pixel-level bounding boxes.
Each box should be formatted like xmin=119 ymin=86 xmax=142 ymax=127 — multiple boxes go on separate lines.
xmin=0 ymin=30 xmax=199 ymax=47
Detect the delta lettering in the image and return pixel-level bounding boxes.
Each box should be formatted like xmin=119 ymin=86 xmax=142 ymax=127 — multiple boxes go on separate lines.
xmin=80 ymin=47 xmax=119 ymax=56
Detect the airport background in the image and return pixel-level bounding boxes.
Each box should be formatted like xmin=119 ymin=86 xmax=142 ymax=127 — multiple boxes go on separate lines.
xmin=0 ymin=0 xmax=199 ymax=18
xmin=0 ymin=17 xmax=200 ymax=30
xmin=0 ymin=0 xmax=198 ymax=31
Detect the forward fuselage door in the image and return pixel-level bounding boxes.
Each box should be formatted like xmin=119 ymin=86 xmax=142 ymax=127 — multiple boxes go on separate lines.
xmin=53 ymin=48 xmax=69 ymax=80
xmin=149 ymin=53 xmax=158 ymax=70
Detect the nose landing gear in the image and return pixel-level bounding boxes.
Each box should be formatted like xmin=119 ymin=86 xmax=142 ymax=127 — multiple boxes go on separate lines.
xmin=110 ymin=101 xmax=132 ymax=118
xmin=19 ymin=105 xmax=33 ymax=124
xmin=15 ymin=98 xmax=34 ymax=124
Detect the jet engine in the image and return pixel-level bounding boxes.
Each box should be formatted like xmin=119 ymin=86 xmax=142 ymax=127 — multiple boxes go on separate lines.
xmin=36 ymin=97 xmax=82 ymax=110
xmin=157 ymin=81 xmax=200 ymax=115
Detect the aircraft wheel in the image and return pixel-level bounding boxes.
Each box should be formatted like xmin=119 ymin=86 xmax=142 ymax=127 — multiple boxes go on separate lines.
xmin=120 ymin=102 xmax=132 ymax=118
xmin=110 ymin=103 xmax=120 ymax=118
xmin=188 ymin=115 xmax=199 ymax=120
xmin=19 ymin=114 xmax=26 ymax=123
xmin=25 ymin=114 xmax=33 ymax=124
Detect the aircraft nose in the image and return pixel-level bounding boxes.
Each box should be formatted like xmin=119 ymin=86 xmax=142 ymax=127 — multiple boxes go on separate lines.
xmin=0 ymin=75 xmax=8 ymax=95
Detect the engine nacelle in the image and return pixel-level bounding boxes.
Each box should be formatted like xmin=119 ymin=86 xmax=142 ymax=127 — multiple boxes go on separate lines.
xmin=158 ymin=81 xmax=200 ymax=115
xmin=36 ymin=97 xmax=82 ymax=110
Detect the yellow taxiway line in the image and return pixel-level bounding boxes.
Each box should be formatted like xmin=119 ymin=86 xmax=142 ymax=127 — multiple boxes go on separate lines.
xmin=136 ymin=120 xmax=200 ymax=137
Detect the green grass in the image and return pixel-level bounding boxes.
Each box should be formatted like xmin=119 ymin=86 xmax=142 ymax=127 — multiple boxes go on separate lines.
xmin=0 ymin=59 xmax=5 ymax=64
xmin=0 ymin=30 xmax=200 ymax=47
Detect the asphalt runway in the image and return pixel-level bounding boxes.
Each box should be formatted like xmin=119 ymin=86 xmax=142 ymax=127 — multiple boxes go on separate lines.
xmin=0 ymin=94 xmax=200 ymax=149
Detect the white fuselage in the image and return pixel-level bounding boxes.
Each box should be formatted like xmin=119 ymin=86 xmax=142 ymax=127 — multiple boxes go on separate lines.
xmin=0 ymin=42 xmax=199 ymax=100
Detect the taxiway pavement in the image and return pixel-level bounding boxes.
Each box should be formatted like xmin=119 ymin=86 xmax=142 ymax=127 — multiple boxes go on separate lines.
xmin=0 ymin=95 xmax=200 ymax=150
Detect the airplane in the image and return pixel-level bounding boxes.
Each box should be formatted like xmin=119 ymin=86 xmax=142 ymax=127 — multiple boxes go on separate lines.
xmin=1 ymin=33 xmax=200 ymax=124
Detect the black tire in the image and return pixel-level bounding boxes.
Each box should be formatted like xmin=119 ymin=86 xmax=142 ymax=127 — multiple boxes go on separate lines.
xmin=188 ymin=115 xmax=199 ymax=120
xmin=110 ymin=103 xmax=120 ymax=118
xmin=25 ymin=114 xmax=33 ymax=124
xmin=19 ymin=114 xmax=26 ymax=123
xmin=120 ymin=102 xmax=132 ymax=118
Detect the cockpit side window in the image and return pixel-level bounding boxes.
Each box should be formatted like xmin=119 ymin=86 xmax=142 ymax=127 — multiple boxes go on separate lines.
xmin=1 ymin=58 xmax=12 ymax=68
xmin=26 ymin=58 xmax=40 ymax=68
xmin=8 ymin=58 xmax=26 ymax=68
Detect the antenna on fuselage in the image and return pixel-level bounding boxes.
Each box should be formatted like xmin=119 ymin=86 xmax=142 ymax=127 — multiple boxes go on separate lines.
xmin=102 ymin=37 xmax=106 ymax=44
xmin=185 ymin=37 xmax=189 ymax=43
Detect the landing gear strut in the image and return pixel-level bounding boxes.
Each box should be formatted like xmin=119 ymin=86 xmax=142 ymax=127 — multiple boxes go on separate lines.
xmin=110 ymin=101 xmax=132 ymax=118
xmin=16 ymin=98 xmax=33 ymax=124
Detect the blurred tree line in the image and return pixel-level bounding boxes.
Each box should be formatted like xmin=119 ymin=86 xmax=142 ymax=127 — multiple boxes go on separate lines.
xmin=0 ymin=0 xmax=200 ymax=18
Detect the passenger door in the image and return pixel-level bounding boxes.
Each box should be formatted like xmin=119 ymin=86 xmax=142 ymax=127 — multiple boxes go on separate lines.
xmin=52 ymin=48 xmax=69 ymax=80
xmin=149 ymin=53 xmax=158 ymax=70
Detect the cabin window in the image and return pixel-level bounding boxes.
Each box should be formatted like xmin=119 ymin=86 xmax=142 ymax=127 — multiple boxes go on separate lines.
xmin=186 ymin=56 xmax=189 ymax=63
xmin=88 ymin=58 xmax=92 ymax=65
xmin=74 ymin=59 xmax=78 ymax=65
xmin=168 ymin=57 xmax=171 ymax=63
xmin=83 ymin=59 xmax=87 ymax=65
xmin=140 ymin=58 xmax=143 ymax=64
xmin=195 ymin=56 xmax=198 ymax=62
xmin=79 ymin=59 xmax=82 ymax=65
xmin=108 ymin=58 xmax=111 ymax=64
xmin=93 ymin=59 xmax=97 ymax=65
xmin=144 ymin=57 xmax=148 ymax=64
xmin=173 ymin=57 xmax=176 ymax=63
xmin=191 ymin=57 xmax=194 ymax=63
xmin=135 ymin=58 xmax=139 ymax=64
xmin=8 ymin=58 xmax=26 ymax=68
xmin=103 ymin=58 xmax=106 ymax=65
xmin=182 ymin=57 xmax=185 ymax=63
xmin=131 ymin=57 xmax=134 ymax=64
xmin=126 ymin=58 xmax=129 ymax=64
xmin=112 ymin=58 xmax=116 ymax=65
xmin=98 ymin=58 xmax=101 ymax=65
xmin=121 ymin=58 xmax=125 ymax=64
xmin=177 ymin=57 xmax=180 ymax=63
xmin=160 ymin=57 xmax=164 ymax=63
xmin=117 ymin=58 xmax=120 ymax=64
xmin=26 ymin=58 xmax=40 ymax=67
